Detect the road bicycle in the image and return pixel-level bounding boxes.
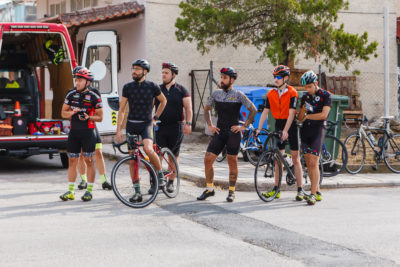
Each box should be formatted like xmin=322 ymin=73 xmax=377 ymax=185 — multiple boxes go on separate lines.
xmin=344 ymin=115 xmax=400 ymax=174
xmin=111 ymin=132 xmax=180 ymax=208
xmin=254 ymin=130 xmax=323 ymax=202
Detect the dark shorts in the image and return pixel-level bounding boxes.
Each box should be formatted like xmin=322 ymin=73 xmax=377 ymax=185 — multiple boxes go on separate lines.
xmin=156 ymin=123 xmax=184 ymax=156
xmin=300 ymin=124 xmax=325 ymax=156
xmin=67 ymin=129 xmax=96 ymax=158
xmin=126 ymin=121 xmax=153 ymax=141
xmin=275 ymin=119 xmax=299 ymax=151
xmin=207 ymin=129 xmax=241 ymax=156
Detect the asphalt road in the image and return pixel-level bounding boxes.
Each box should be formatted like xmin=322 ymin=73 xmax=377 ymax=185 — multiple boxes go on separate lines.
xmin=0 ymin=155 xmax=399 ymax=266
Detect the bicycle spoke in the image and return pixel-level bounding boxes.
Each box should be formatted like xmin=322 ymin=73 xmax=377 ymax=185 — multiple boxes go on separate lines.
xmin=384 ymin=134 xmax=400 ymax=173
xmin=344 ymin=133 xmax=365 ymax=174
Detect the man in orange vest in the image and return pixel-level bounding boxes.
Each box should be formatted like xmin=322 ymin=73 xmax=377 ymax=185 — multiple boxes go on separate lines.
xmin=256 ymin=65 xmax=304 ymax=201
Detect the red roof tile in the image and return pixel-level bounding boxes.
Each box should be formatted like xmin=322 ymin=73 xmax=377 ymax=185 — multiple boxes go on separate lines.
xmin=42 ymin=1 xmax=144 ymax=28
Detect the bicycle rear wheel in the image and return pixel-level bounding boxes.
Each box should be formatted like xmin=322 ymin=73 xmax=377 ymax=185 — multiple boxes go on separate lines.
xmin=111 ymin=155 xmax=159 ymax=208
xmin=344 ymin=133 xmax=366 ymax=174
xmin=243 ymin=128 xmax=268 ymax=166
xmin=321 ymin=135 xmax=348 ymax=177
xmin=160 ymin=147 xmax=180 ymax=198
xmin=384 ymin=134 xmax=400 ymax=173
xmin=216 ymin=147 xmax=227 ymax=162
xmin=254 ymin=150 xmax=282 ymax=202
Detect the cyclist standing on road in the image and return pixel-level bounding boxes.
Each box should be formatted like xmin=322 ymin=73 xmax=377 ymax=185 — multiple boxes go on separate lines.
xmin=197 ymin=67 xmax=257 ymax=202
xmin=256 ymin=65 xmax=304 ymax=201
xmin=60 ymin=67 xmax=103 ymax=202
xmin=155 ymin=62 xmax=192 ymax=193
xmin=116 ymin=59 xmax=167 ymax=203
xmin=67 ymin=66 xmax=112 ymax=191
xmin=297 ymin=70 xmax=332 ymax=205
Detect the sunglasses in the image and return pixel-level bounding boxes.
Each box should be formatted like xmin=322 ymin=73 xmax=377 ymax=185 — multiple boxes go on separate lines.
xmin=273 ymin=75 xmax=283 ymax=80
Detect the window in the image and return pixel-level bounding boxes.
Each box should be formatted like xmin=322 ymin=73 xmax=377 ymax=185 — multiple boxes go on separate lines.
xmin=49 ymin=1 xmax=66 ymax=16
xmin=71 ymin=0 xmax=98 ymax=11
xmin=85 ymin=46 xmax=112 ymax=94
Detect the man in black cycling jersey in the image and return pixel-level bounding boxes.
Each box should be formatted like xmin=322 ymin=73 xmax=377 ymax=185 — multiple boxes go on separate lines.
xmin=155 ymin=62 xmax=192 ymax=193
xmin=68 ymin=67 xmax=112 ymax=191
xmin=297 ymin=70 xmax=331 ymax=205
xmin=197 ymin=67 xmax=257 ymax=202
xmin=60 ymin=67 xmax=103 ymax=202
xmin=116 ymin=59 xmax=167 ymax=203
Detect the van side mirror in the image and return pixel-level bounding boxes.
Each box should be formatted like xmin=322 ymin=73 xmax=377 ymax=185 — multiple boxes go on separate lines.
xmin=89 ymin=60 xmax=107 ymax=81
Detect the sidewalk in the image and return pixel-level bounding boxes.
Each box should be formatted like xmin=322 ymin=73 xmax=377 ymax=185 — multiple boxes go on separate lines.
xmin=102 ymin=141 xmax=400 ymax=191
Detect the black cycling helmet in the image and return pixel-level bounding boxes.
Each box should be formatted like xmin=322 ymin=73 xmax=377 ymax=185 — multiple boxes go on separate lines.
xmin=162 ymin=62 xmax=179 ymax=75
xmin=73 ymin=66 xmax=84 ymax=75
xmin=132 ymin=59 xmax=150 ymax=72
xmin=301 ymin=70 xmax=318 ymax=85
xmin=273 ymin=65 xmax=290 ymax=77
xmin=220 ymin=67 xmax=237 ymax=80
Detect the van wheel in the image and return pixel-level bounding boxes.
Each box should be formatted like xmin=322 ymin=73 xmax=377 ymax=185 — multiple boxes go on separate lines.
xmin=60 ymin=153 xmax=69 ymax=168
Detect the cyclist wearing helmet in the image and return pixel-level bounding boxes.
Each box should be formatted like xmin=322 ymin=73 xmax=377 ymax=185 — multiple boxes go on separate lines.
xmin=197 ymin=67 xmax=257 ymax=202
xmin=71 ymin=67 xmax=112 ymax=191
xmin=256 ymin=65 xmax=304 ymax=201
xmin=297 ymin=70 xmax=332 ymax=205
xmin=60 ymin=67 xmax=103 ymax=202
xmin=117 ymin=58 xmax=167 ymax=203
xmin=155 ymin=62 xmax=192 ymax=193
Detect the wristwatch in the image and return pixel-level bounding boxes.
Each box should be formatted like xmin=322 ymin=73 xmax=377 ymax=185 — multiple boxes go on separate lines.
xmin=185 ymin=121 xmax=192 ymax=126
xmin=153 ymin=115 xmax=160 ymax=120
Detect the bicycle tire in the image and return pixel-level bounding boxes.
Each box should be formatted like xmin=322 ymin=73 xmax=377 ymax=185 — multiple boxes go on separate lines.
xmin=344 ymin=133 xmax=366 ymax=174
xmin=160 ymin=147 xmax=180 ymax=198
xmin=321 ymin=135 xmax=348 ymax=177
xmin=243 ymin=128 xmax=268 ymax=166
xmin=216 ymin=147 xmax=227 ymax=162
xmin=384 ymin=134 xmax=400 ymax=173
xmin=111 ymin=155 xmax=159 ymax=208
xmin=254 ymin=150 xmax=282 ymax=202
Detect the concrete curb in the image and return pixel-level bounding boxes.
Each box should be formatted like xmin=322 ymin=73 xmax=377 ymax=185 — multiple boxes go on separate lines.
xmin=102 ymin=151 xmax=400 ymax=192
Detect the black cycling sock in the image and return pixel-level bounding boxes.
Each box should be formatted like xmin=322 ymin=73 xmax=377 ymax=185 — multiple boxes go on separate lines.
xmin=273 ymin=186 xmax=278 ymax=191
xmin=297 ymin=187 xmax=302 ymax=192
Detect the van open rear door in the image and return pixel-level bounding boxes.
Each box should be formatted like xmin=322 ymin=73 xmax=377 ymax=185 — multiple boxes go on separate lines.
xmin=81 ymin=30 xmax=119 ymax=134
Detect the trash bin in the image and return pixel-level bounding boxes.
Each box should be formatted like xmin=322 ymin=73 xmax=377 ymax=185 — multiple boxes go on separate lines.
xmin=235 ymin=86 xmax=273 ymax=145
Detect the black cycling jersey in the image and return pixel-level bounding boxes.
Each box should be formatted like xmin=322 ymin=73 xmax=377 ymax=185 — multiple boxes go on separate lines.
xmin=122 ymin=80 xmax=161 ymax=123
xmin=300 ymin=88 xmax=332 ymax=126
xmin=64 ymin=87 xmax=102 ymax=130
xmin=155 ymin=83 xmax=190 ymax=126
xmin=206 ymin=89 xmax=255 ymax=130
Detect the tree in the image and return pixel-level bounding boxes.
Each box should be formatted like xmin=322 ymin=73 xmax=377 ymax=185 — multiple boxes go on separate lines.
xmin=175 ymin=0 xmax=378 ymax=72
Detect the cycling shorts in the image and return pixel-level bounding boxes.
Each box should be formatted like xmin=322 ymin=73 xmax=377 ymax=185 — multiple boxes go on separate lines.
xmin=126 ymin=121 xmax=153 ymax=141
xmin=156 ymin=123 xmax=184 ymax=156
xmin=207 ymin=130 xmax=241 ymax=156
xmin=67 ymin=129 xmax=96 ymax=158
xmin=300 ymin=124 xmax=325 ymax=156
xmin=275 ymin=119 xmax=299 ymax=151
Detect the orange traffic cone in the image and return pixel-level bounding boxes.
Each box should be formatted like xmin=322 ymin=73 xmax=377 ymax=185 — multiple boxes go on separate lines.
xmin=14 ymin=101 xmax=21 ymax=117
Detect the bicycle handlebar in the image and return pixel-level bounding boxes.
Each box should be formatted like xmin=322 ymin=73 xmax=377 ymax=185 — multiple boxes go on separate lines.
xmin=112 ymin=134 xmax=143 ymax=154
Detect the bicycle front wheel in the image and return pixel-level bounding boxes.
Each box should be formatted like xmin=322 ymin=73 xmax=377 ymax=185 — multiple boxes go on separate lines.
xmin=321 ymin=135 xmax=348 ymax=177
xmin=243 ymin=129 xmax=267 ymax=166
xmin=344 ymin=133 xmax=366 ymax=174
xmin=384 ymin=134 xmax=400 ymax=173
xmin=254 ymin=151 xmax=282 ymax=202
xmin=111 ymin=155 xmax=159 ymax=208
xmin=160 ymin=147 xmax=180 ymax=198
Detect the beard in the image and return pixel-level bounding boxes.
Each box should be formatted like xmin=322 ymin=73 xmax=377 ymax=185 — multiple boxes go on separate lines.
xmin=221 ymin=81 xmax=232 ymax=91
xmin=133 ymin=72 xmax=144 ymax=82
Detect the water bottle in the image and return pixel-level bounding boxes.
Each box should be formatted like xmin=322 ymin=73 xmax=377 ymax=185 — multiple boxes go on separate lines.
xmin=366 ymin=131 xmax=376 ymax=146
xmin=283 ymin=154 xmax=293 ymax=168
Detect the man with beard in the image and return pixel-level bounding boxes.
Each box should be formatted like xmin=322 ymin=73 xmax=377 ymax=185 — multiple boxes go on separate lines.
xmin=116 ymin=59 xmax=167 ymax=203
xmin=197 ymin=67 xmax=257 ymax=202
xmin=155 ymin=62 xmax=192 ymax=193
